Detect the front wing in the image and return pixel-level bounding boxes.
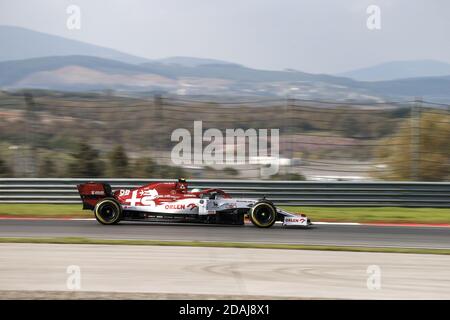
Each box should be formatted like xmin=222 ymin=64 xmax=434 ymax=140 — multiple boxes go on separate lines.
xmin=277 ymin=208 xmax=311 ymax=227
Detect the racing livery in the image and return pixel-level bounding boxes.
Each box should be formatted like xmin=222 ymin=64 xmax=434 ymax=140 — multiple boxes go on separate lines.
xmin=77 ymin=178 xmax=311 ymax=228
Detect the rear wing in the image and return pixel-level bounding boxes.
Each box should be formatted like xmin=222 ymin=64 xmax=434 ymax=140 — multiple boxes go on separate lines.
xmin=77 ymin=182 xmax=113 ymax=210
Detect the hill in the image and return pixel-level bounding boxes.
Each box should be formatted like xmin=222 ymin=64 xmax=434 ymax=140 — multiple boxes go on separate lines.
xmin=0 ymin=25 xmax=150 ymax=64
xmin=338 ymin=60 xmax=450 ymax=81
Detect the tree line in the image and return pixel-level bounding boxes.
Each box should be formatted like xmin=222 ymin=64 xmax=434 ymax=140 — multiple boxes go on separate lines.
xmin=0 ymin=143 xmax=186 ymax=178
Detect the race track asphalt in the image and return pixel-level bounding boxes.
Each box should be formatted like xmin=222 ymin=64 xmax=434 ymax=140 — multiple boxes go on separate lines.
xmin=0 ymin=219 xmax=449 ymax=249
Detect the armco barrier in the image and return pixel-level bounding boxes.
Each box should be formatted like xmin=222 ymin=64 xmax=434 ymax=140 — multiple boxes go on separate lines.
xmin=0 ymin=179 xmax=449 ymax=207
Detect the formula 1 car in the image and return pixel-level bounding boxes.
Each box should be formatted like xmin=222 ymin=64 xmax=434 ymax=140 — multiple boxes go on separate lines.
xmin=77 ymin=179 xmax=311 ymax=228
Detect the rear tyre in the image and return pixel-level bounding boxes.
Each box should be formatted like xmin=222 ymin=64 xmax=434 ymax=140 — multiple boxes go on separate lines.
xmin=94 ymin=198 xmax=122 ymax=225
xmin=249 ymin=201 xmax=277 ymax=228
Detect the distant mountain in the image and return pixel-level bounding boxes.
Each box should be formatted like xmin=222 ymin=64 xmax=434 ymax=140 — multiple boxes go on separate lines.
xmin=0 ymin=55 xmax=176 ymax=91
xmin=0 ymin=55 xmax=149 ymax=84
xmin=338 ymin=60 xmax=450 ymax=81
xmin=155 ymin=56 xmax=239 ymax=67
xmin=365 ymin=75 xmax=450 ymax=101
xmin=1 ymin=25 xmax=343 ymax=83
xmin=0 ymin=55 xmax=359 ymax=97
xmin=0 ymin=25 xmax=150 ymax=64
xmin=1 ymin=26 xmax=449 ymax=101
xmin=140 ymin=60 xmax=355 ymax=84
xmin=2 ymin=55 xmax=450 ymax=102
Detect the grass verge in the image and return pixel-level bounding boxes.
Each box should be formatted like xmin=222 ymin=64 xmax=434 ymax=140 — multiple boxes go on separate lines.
xmin=0 ymin=237 xmax=449 ymax=255
xmin=281 ymin=206 xmax=450 ymax=224
xmin=0 ymin=204 xmax=449 ymax=224
xmin=0 ymin=204 xmax=86 ymax=218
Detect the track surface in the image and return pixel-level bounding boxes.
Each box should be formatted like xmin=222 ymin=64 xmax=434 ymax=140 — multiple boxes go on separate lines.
xmin=1 ymin=243 xmax=450 ymax=299
xmin=0 ymin=219 xmax=449 ymax=249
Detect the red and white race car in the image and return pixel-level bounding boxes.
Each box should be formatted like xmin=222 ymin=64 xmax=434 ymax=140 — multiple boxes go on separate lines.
xmin=77 ymin=179 xmax=311 ymax=228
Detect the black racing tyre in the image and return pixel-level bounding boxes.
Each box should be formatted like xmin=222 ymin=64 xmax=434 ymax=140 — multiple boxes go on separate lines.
xmin=249 ymin=201 xmax=277 ymax=228
xmin=94 ymin=198 xmax=122 ymax=225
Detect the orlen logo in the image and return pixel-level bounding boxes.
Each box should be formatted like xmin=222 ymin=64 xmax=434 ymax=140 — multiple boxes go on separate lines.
xmin=187 ymin=203 xmax=198 ymax=210
xmin=165 ymin=204 xmax=186 ymax=210
xmin=285 ymin=217 xmax=305 ymax=223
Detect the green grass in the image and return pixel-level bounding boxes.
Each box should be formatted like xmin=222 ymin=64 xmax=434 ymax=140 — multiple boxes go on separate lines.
xmin=281 ymin=206 xmax=450 ymax=224
xmin=0 ymin=204 xmax=86 ymax=218
xmin=0 ymin=237 xmax=449 ymax=255
xmin=0 ymin=204 xmax=449 ymax=224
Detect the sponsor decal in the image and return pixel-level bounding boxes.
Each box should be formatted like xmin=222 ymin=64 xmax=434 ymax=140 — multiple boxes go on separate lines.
xmin=90 ymin=191 xmax=105 ymax=195
xmin=187 ymin=203 xmax=198 ymax=210
xmin=165 ymin=204 xmax=186 ymax=210
xmin=285 ymin=217 xmax=305 ymax=223
xmin=124 ymin=190 xmax=157 ymax=206
xmin=119 ymin=189 xmax=130 ymax=196
xmin=139 ymin=189 xmax=158 ymax=197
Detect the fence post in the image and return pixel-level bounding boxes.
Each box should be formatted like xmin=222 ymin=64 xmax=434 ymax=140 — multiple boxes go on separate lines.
xmin=410 ymin=97 xmax=422 ymax=181
xmin=153 ymin=94 xmax=164 ymax=164
xmin=286 ymin=97 xmax=295 ymax=175
xmin=24 ymin=92 xmax=38 ymax=177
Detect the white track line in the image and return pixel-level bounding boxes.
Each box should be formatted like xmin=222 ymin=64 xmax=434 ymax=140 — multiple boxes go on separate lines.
xmin=1 ymin=217 xmax=449 ymax=228
xmin=311 ymin=221 xmax=361 ymax=226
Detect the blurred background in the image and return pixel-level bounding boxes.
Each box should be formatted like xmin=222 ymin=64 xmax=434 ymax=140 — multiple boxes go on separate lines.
xmin=0 ymin=92 xmax=448 ymax=181
xmin=0 ymin=0 xmax=449 ymax=181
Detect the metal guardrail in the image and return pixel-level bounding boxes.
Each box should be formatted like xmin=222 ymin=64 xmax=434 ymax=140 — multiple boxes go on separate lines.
xmin=0 ymin=179 xmax=449 ymax=207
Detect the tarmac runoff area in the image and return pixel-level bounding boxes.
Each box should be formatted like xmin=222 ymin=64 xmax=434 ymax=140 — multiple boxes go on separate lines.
xmin=1 ymin=243 xmax=450 ymax=299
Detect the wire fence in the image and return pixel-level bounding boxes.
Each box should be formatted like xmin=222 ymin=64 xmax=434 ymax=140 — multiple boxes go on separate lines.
xmin=0 ymin=91 xmax=449 ymax=181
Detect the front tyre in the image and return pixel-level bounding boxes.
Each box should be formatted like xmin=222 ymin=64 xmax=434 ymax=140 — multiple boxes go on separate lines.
xmin=249 ymin=201 xmax=277 ymax=228
xmin=94 ymin=198 xmax=122 ymax=225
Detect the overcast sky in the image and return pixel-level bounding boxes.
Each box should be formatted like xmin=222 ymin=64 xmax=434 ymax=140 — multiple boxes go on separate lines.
xmin=0 ymin=0 xmax=448 ymax=74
